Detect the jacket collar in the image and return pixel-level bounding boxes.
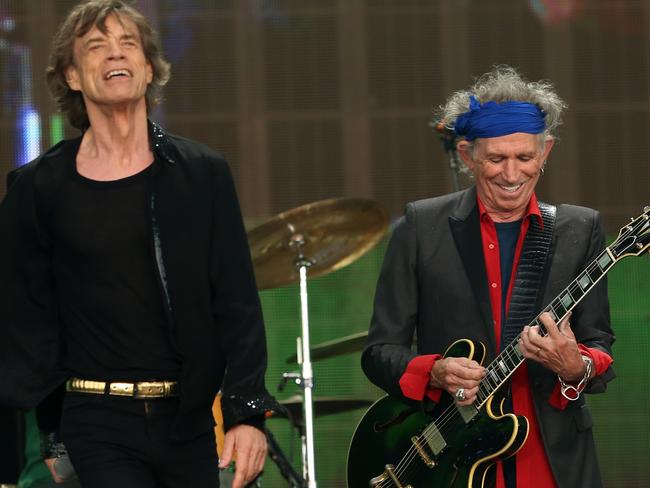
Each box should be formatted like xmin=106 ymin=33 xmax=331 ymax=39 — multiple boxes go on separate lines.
xmin=448 ymin=186 xmax=497 ymax=354
xmin=36 ymin=119 xmax=176 ymax=166
xmin=450 ymin=185 xmax=478 ymax=222
xmin=148 ymin=120 xmax=176 ymax=164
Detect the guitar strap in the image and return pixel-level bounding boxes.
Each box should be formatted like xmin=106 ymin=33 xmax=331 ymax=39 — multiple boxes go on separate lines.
xmin=499 ymin=202 xmax=557 ymax=349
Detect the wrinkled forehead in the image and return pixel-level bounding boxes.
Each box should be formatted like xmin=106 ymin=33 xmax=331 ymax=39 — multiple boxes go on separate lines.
xmin=474 ymin=132 xmax=544 ymax=154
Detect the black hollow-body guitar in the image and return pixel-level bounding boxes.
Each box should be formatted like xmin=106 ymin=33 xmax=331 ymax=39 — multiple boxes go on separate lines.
xmin=347 ymin=208 xmax=650 ymax=488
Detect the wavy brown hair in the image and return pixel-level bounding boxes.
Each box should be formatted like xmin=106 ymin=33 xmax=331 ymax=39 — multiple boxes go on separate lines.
xmin=45 ymin=0 xmax=170 ymax=131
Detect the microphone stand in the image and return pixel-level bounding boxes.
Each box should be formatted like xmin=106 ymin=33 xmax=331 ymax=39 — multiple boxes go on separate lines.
xmin=432 ymin=122 xmax=462 ymax=192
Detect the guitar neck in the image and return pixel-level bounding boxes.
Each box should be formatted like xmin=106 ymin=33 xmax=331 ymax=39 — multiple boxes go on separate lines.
xmin=474 ymin=246 xmax=617 ymax=407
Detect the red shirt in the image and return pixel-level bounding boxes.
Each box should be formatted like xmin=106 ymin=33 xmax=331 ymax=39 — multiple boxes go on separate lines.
xmin=399 ymin=193 xmax=613 ymax=487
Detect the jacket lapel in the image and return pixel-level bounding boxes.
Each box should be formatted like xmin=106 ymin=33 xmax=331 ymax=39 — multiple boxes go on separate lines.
xmin=448 ymin=187 xmax=496 ymax=354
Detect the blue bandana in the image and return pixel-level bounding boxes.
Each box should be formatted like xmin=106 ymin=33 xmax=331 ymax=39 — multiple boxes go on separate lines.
xmin=454 ymin=95 xmax=546 ymax=141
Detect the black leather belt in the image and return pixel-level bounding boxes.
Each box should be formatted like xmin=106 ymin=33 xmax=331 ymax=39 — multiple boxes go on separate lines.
xmin=66 ymin=378 xmax=179 ymax=399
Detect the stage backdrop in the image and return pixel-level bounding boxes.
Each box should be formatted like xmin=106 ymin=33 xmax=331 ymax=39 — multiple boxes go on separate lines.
xmin=1 ymin=1 xmax=649 ymax=487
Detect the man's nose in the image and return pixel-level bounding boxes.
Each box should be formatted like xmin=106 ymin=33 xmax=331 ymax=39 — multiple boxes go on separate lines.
xmin=107 ymin=39 xmax=125 ymax=59
xmin=502 ymin=159 xmax=520 ymax=182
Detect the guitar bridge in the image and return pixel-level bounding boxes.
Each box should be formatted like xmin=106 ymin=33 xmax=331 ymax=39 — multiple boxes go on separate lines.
xmin=411 ymin=436 xmax=436 ymax=468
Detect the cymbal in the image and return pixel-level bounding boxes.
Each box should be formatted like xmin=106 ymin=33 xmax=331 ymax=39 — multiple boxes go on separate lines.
xmin=272 ymin=395 xmax=374 ymax=426
xmin=285 ymin=331 xmax=368 ymax=364
xmin=247 ymin=198 xmax=389 ymax=290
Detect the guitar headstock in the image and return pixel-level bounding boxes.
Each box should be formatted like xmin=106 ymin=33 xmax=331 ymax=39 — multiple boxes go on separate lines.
xmin=610 ymin=206 xmax=650 ymax=259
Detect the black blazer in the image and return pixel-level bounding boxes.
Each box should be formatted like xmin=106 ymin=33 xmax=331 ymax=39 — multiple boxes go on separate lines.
xmin=0 ymin=123 xmax=276 ymax=439
xmin=362 ymin=187 xmax=615 ymax=488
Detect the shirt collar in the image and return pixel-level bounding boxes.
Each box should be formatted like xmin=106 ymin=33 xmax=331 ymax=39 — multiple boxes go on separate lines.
xmin=477 ymin=192 xmax=543 ymax=228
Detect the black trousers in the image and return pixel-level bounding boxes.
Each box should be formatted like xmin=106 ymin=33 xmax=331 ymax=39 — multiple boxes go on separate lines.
xmin=60 ymin=393 xmax=220 ymax=488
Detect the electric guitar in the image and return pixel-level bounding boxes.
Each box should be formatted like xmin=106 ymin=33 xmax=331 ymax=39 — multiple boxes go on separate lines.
xmin=347 ymin=207 xmax=650 ymax=488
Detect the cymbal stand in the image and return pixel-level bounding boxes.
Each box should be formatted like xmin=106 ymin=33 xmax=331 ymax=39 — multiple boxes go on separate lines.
xmin=288 ymin=233 xmax=318 ymax=488
xmin=265 ymin=426 xmax=306 ymax=487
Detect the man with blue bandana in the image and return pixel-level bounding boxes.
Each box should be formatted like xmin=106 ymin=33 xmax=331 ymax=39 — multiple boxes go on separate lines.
xmin=362 ymin=66 xmax=615 ymax=488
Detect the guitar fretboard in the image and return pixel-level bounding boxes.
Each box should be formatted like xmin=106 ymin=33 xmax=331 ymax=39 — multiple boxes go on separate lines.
xmin=475 ymin=247 xmax=616 ymax=406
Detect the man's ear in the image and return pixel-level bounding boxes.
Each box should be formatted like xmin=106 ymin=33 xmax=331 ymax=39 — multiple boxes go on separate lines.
xmin=541 ymin=137 xmax=555 ymax=161
xmin=456 ymin=140 xmax=475 ymax=172
xmin=65 ymin=65 xmax=81 ymax=91
xmin=146 ymin=61 xmax=153 ymax=85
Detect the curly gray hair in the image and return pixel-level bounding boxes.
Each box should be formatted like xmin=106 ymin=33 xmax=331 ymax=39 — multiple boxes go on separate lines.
xmin=434 ymin=65 xmax=567 ymax=141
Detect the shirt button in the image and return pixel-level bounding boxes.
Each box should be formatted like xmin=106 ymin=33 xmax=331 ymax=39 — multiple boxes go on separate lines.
xmin=488 ymin=243 xmax=495 ymax=249
xmin=491 ymin=282 xmax=498 ymax=288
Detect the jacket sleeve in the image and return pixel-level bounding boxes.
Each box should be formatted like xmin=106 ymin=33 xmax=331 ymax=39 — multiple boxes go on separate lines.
xmin=209 ymin=160 xmax=278 ymax=430
xmin=361 ymin=203 xmax=420 ymax=401
xmin=0 ymin=164 xmax=63 ymax=410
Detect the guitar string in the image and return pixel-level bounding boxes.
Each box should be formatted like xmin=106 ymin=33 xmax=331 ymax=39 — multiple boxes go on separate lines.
xmin=380 ymin=215 xmax=650 ymax=486
xmin=388 ymin=310 xmax=567 ymax=483
xmin=387 ymin=264 xmax=594 ymax=485
xmin=386 ymin=255 xmax=611 ymax=484
xmin=373 ymin=215 xmax=648 ymax=486
xmin=390 ymin=250 xmax=610 ymax=482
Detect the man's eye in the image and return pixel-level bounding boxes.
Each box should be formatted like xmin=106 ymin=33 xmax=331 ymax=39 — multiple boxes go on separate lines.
xmin=489 ymin=158 xmax=503 ymax=163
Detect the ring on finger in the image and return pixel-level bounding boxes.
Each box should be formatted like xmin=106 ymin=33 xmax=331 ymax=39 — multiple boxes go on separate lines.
xmin=455 ymin=387 xmax=466 ymax=402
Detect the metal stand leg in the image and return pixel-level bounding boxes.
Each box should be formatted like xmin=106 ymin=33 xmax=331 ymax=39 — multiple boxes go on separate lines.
xmin=265 ymin=427 xmax=306 ymax=487
xmin=289 ymin=235 xmax=317 ymax=488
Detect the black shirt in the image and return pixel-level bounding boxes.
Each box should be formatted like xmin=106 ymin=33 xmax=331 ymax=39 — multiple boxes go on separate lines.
xmin=496 ymin=219 xmax=523 ymax=331
xmin=50 ymin=155 xmax=181 ymax=381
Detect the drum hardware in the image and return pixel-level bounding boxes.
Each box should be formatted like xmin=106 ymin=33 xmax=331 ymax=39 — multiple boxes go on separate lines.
xmin=247 ymin=197 xmax=389 ymax=488
xmin=275 ymin=396 xmax=375 ymax=427
xmin=284 ymin=330 xmax=420 ymax=365
xmin=248 ymin=197 xmax=389 ymax=291
xmin=265 ymin=426 xmax=306 ymax=488
xmin=285 ymin=331 xmax=368 ymax=364
xmin=278 ymin=371 xmax=303 ymax=390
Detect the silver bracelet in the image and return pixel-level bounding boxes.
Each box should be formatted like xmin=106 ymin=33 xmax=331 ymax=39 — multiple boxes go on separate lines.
xmin=559 ymin=355 xmax=593 ymax=401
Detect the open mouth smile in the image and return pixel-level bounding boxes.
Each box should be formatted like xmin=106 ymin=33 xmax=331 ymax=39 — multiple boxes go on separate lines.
xmin=104 ymin=69 xmax=132 ymax=80
xmin=497 ymin=183 xmax=524 ymax=193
